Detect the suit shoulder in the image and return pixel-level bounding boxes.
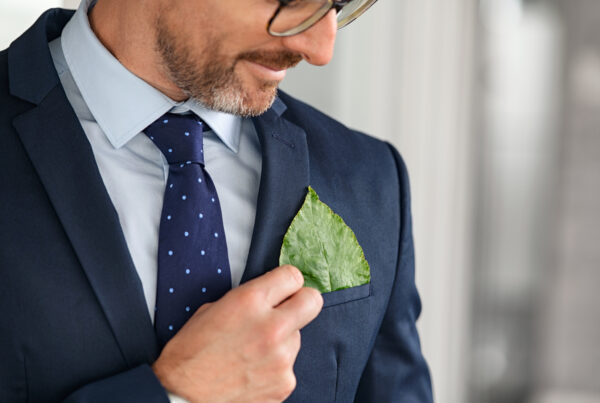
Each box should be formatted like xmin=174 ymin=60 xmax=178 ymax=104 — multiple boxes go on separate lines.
xmin=277 ymin=90 xmax=402 ymax=175
xmin=0 ymin=49 xmax=8 ymax=99
xmin=0 ymin=49 xmax=37 ymax=125
xmin=0 ymin=49 xmax=16 ymax=124
xmin=277 ymin=90 xmax=377 ymax=139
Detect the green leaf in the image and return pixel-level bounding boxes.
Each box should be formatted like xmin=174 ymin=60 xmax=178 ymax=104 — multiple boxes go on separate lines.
xmin=279 ymin=187 xmax=370 ymax=293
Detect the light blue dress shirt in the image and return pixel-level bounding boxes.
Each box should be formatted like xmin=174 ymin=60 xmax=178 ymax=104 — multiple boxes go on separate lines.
xmin=48 ymin=0 xmax=262 ymax=324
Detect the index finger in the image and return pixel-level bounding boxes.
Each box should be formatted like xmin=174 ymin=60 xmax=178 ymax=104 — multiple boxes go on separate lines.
xmin=244 ymin=265 xmax=305 ymax=307
xmin=275 ymin=286 xmax=323 ymax=331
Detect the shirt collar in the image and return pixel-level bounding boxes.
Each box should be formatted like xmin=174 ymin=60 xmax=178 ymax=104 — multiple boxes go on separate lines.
xmin=61 ymin=0 xmax=241 ymax=152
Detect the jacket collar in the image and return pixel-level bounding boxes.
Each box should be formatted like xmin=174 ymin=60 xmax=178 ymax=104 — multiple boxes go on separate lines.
xmin=8 ymin=8 xmax=73 ymax=105
xmin=243 ymin=102 xmax=310 ymax=283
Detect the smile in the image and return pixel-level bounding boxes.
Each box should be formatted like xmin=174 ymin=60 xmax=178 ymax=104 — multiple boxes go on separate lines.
xmin=241 ymin=60 xmax=287 ymax=81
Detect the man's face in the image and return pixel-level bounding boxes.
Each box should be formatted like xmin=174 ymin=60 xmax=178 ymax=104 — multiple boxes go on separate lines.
xmin=155 ymin=0 xmax=336 ymax=117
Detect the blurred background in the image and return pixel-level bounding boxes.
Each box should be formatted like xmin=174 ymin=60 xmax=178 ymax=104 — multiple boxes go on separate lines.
xmin=2 ymin=0 xmax=599 ymax=402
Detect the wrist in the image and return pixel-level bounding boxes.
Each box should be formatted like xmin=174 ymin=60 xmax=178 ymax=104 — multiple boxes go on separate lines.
xmin=153 ymin=357 xmax=202 ymax=403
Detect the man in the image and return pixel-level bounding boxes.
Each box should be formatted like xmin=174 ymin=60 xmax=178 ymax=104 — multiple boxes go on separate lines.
xmin=0 ymin=0 xmax=433 ymax=401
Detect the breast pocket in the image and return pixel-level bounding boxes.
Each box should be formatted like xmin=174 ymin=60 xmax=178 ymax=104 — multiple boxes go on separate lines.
xmin=321 ymin=282 xmax=371 ymax=308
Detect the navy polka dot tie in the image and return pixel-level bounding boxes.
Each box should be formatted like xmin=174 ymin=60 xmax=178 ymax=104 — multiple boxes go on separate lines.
xmin=145 ymin=113 xmax=232 ymax=348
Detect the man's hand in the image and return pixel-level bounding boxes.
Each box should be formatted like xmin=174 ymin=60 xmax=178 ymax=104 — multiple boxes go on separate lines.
xmin=152 ymin=265 xmax=323 ymax=403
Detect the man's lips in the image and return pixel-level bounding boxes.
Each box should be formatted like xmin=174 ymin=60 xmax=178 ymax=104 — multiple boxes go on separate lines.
xmin=237 ymin=51 xmax=303 ymax=81
xmin=241 ymin=60 xmax=288 ymax=81
xmin=254 ymin=61 xmax=287 ymax=71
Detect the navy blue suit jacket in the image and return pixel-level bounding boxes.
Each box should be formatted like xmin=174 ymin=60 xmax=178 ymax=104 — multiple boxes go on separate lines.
xmin=0 ymin=9 xmax=433 ymax=403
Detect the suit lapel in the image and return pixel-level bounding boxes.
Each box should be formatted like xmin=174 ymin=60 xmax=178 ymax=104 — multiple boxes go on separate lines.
xmin=9 ymin=10 xmax=159 ymax=364
xmin=242 ymin=105 xmax=310 ymax=283
xmin=12 ymin=88 xmax=159 ymax=366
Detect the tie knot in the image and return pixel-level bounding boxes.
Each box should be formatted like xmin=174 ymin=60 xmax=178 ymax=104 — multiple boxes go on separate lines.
xmin=144 ymin=113 xmax=208 ymax=165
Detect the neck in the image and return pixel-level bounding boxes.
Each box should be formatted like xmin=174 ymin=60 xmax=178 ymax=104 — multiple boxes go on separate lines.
xmin=88 ymin=0 xmax=188 ymax=101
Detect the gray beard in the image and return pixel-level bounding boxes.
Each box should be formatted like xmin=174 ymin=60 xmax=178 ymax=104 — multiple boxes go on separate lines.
xmin=155 ymin=17 xmax=279 ymax=117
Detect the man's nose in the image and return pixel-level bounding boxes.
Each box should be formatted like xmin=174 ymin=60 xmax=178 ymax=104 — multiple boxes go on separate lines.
xmin=281 ymin=9 xmax=337 ymax=66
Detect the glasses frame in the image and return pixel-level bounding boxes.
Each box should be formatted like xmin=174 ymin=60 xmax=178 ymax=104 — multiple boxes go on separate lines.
xmin=267 ymin=0 xmax=377 ymax=37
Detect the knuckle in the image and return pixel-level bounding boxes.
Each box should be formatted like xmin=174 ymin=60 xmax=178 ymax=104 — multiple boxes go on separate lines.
xmin=306 ymin=287 xmax=324 ymax=309
xmin=273 ymin=344 xmax=295 ymax=369
xmin=277 ymin=372 xmax=297 ymax=399
xmin=281 ymin=265 xmax=304 ymax=286
xmin=262 ymin=320 xmax=288 ymax=348
xmin=195 ymin=302 xmax=212 ymax=313
xmin=237 ymin=287 xmax=264 ymax=308
xmin=291 ymin=330 xmax=301 ymax=349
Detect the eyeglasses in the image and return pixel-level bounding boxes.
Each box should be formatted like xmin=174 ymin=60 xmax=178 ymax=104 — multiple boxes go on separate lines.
xmin=267 ymin=0 xmax=378 ymax=37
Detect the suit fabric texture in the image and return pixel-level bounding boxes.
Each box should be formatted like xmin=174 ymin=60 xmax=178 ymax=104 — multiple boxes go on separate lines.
xmin=0 ymin=9 xmax=433 ymax=403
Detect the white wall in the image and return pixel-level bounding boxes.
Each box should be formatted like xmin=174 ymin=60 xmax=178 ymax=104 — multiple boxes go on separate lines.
xmin=0 ymin=0 xmax=77 ymax=49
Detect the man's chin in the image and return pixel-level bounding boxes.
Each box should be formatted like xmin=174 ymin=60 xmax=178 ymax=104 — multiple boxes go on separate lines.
xmin=249 ymin=82 xmax=280 ymax=115
xmin=237 ymin=92 xmax=278 ymax=117
xmin=194 ymin=85 xmax=278 ymax=117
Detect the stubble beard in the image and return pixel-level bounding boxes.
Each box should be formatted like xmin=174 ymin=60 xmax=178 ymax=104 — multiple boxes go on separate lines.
xmin=156 ymin=17 xmax=302 ymax=117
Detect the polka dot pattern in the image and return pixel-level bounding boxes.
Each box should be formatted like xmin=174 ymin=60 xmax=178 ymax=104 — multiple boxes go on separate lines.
xmin=144 ymin=113 xmax=231 ymax=349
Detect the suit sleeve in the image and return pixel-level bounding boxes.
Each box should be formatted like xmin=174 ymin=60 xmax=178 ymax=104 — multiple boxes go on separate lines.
xmin=63 ymin=365 xmax=170 ymax=403
xmin=354 ymin=144 xmax=433 ymax=402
